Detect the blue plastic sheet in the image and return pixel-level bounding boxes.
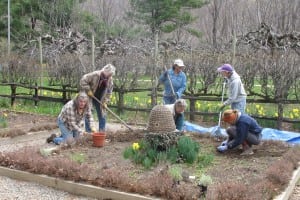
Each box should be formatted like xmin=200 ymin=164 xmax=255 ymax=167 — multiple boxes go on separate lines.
xmin=184 ymin=121 xmax=300 ymax=144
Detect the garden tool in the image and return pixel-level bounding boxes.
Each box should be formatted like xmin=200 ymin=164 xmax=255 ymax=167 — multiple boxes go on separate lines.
xmin=163 ymin=65 xmax=177 ymax=100
xmin=212 ymin=80 xmax=226 ymax=137
xmin=90 ymin=95 xmax=133 ymax=131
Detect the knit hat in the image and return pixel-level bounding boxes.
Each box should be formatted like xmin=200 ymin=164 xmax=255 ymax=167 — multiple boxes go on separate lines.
xmin=217 ymin=64 xmax=233 ymax=72
xmin=222 ymin=109 xmax=239 ymax=124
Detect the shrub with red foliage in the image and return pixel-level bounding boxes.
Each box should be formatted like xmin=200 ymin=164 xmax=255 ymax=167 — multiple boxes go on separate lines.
xmin=206 ymin=182 xmax=249 ymax=200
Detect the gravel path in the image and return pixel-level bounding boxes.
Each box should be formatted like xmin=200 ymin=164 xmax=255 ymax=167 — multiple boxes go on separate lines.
xmin=0 ymin=176 xmax=96 ymax=200
xmin=0 ymin=129 xmax=97 ymax=200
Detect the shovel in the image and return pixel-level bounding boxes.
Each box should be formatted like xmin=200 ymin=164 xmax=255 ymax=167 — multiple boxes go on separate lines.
xmin=90 ymin=95 xmax=133 ymax=131
xmin=213 ymin=81 xmax=227 ymax=137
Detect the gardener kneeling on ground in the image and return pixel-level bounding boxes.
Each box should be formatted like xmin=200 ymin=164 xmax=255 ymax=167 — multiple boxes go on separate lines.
xmin=217 ymin=109 xmax=263 ymax=155
xmin=164 ymin=99 xmax=187 ymax=131
xmin=46 ymin=92 xmax=96 ymax=145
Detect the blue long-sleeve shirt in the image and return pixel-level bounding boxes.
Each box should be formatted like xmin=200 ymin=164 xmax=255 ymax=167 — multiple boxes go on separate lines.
xmin=227 ymin=113 xmax=263 ymax=149
xmin=159 ymin=68 xmax=187 ymax=99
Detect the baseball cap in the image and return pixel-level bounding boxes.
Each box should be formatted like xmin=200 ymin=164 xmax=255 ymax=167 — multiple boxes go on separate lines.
xmin=217 ymin=64 xmax=233 ymax=72
xmin=173 ymin=59 xmax=185 ymax=67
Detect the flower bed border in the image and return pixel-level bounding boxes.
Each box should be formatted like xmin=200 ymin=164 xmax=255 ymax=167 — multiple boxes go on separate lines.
xmin=0 ymin=164 xmax=299 ymax=200
xmin=0 ymin=166 xmax=158 ymax=200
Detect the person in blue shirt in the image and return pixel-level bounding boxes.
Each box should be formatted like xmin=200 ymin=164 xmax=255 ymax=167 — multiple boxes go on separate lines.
xmin=165 ymin=99 xmax=187 ymax=131
xmin=217 ymin=109 xmax=263 ymax=155
xmin=159 ymin=59 xmax=187 ymax=104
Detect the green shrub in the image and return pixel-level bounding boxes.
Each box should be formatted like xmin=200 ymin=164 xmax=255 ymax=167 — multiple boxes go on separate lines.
xmin=168 ymin=165 xmax=183 ymax=182
xmin=123 ymin=136 xmax=200 ymax=169
xmin=177 ymin=136 xmax=200 ymax=164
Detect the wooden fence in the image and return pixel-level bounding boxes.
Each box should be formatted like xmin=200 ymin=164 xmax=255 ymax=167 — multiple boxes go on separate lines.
xmin=0 ymin=83 xmax=299 ymax=130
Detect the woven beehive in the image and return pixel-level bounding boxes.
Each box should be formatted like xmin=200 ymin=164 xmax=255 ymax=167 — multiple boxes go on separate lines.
xmin=147 ymin=105 xmax=176 ymax=132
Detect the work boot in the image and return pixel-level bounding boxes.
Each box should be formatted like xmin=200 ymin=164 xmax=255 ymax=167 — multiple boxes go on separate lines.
xmin=240 ymin=147 xmax=254 ymax=155
xmin=240 ymin=146 xmax=254 ymax=156
xmin=240 ymin=141 xmax=254 ymax=155
xmin=46 ymin=133 xmax=57 ymax=143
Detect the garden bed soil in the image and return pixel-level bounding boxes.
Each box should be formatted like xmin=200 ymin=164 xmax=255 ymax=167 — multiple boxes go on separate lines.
xmin=0 ymin=110 xmax=299 ymax=199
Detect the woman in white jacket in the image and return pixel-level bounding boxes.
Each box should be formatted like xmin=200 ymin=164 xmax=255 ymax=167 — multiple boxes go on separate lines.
xmin=217 ymin=64 xmax=247 ymax=113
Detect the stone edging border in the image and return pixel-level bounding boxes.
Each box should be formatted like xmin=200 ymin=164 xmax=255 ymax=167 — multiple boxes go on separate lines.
xmin=274 ymin=162 xmax=300 ymax=200
xmin=0 ymin=166 xmax=159 ymax=200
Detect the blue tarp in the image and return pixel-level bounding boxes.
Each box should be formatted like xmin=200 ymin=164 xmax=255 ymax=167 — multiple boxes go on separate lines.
xmin=184 ymin=121 xmax=300 ymax=145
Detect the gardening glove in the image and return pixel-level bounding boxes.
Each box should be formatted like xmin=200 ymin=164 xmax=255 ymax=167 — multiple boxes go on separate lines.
xmin=218 ymin=103 xmax=226 ymax=111
xmin=101 ymin=102 xmax=107 ymax=110
xmin=221 ymin=140 xmax=228 ymax=146
xmin=217 ymin=145 xmax=228 ymax=153
xmin=91 ymin=127 xmax=97 ymax=133
xmin=87 ymin=90 xmax=94 ymax=97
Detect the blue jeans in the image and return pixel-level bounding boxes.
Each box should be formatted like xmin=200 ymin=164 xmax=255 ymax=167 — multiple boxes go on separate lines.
xmin=231 ymin=98 xmax=246 ymax=114
xmin=85 ymin=98 xmax=106 ymax=131
xmin=54 ymin=118 xmax=79 ymax=145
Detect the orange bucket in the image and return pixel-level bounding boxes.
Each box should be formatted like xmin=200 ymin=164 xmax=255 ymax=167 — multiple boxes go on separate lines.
xmin=92 ymin=132 xmax=106 ymax=147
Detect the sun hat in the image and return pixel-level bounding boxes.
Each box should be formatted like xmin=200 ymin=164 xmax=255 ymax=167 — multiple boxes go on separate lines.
xmin=217 ymin=64 xmax=233 ymax=72
xmin=222 ymin=109 xmax=238 ymax=124
xmin=173 ymin=59 xmax=185 ymax=67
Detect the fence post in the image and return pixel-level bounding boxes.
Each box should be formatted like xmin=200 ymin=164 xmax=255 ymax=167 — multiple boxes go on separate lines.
xmin=62 ymin=85 xmax=67 ymax=104
xmin=34 ymin=85 xmax=38 ymax=106
xmin=10 ymin=83 xmax=16 ymax=107
xmin=189 ymin=99 xmax=196 ymax=121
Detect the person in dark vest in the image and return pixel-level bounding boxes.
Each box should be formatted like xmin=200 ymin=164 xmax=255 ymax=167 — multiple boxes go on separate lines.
xmin=217 ymin=109 xmax=263 ymax=155
xmin=80 ymin=64 xmax=116 ymax=132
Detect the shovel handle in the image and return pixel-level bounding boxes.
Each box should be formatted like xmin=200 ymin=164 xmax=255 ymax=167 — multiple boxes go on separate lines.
xmin=163 ymin=65 xmax=177 ymax=99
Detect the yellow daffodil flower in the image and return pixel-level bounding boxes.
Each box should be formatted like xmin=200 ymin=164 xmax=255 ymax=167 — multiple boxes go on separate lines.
xmin=132 ymin=142 xmax=140 ymax=151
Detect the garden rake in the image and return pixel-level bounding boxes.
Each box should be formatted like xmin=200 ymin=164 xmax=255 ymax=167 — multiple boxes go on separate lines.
xmin=163 ymin=65 xmax=177 ymax=100
xmin=90 ymin=95 xmax=133 ymax=131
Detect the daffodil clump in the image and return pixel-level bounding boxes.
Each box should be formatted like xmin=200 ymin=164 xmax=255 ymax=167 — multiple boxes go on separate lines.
xmin=123 ymin=136 xmax=200 ymax=169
